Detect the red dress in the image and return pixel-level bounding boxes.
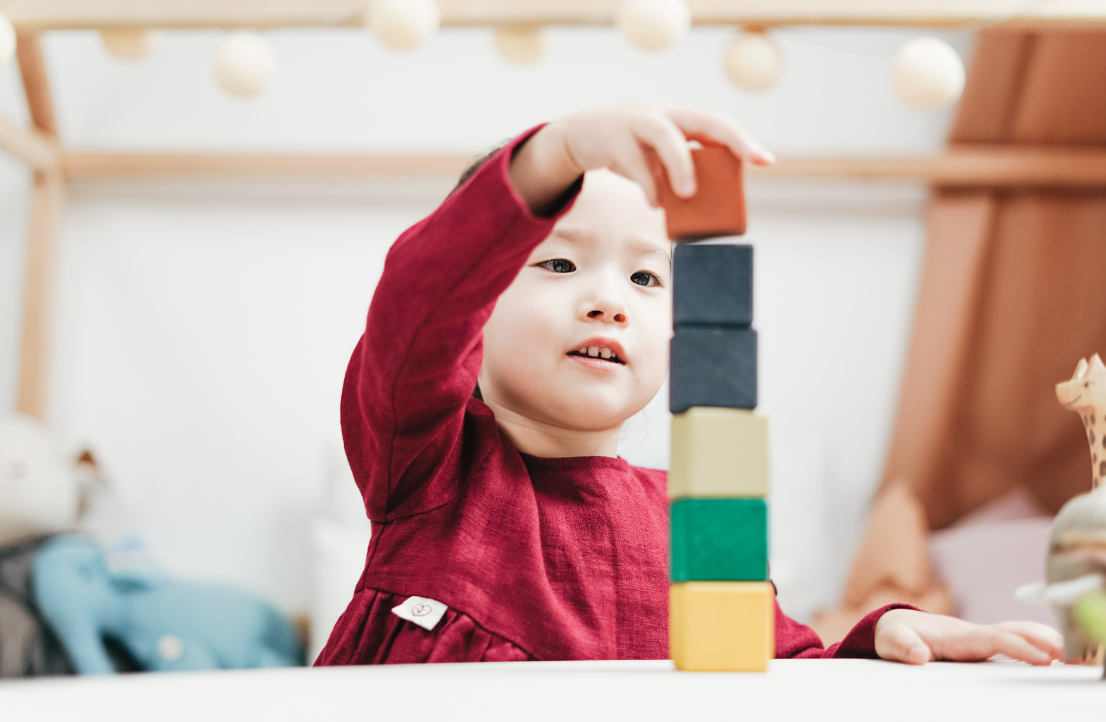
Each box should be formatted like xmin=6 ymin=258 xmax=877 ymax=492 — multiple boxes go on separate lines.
xmin=315 ymin=128 xmax=908 ymax=665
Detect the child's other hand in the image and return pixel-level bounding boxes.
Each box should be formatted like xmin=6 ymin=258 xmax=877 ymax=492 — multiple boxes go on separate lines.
xmin=510 ymin=105 xmax=774 ymax=214
xmin=874 ymin=609 xmax=1064 ymax=666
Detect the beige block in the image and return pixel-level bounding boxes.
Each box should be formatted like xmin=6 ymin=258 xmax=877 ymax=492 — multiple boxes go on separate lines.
xmin=669 ymin=407 xmax=769 ymax=498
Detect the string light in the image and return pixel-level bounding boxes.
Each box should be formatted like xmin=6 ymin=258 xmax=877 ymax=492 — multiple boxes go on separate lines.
xmin=100 ymin=30 xmax=160 ymax=60
xmin=213 ymin=32 xmax=277 ymax=98
xmin=366 ymin=0 xmax=440 ymax=51
xmin=892 ymin=37 xmax=965 ymax=110
xmin=725 ymin=31 xmax=782 ymax=92
xmin=616 ymin=0 xmax=690 ymax=51
xmin=495 ymin=25 xmax=545 ymax=66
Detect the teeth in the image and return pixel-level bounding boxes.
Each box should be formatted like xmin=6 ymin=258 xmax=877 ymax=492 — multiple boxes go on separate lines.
xmin=572 ymin=345 xmax=622 ymax=362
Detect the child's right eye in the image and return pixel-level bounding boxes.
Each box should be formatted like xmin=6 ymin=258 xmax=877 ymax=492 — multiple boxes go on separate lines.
xmin=537 ymin=259 xmax=576 ymax=274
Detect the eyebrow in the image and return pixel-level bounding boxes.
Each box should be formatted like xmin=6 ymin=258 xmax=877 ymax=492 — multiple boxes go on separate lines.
xmin=551 ymin=228 xmax=671 ymax=263
xmin=629 ymin=239 xmax=672 ymax=263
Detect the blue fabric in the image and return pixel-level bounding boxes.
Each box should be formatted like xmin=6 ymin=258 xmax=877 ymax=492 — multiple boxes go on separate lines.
xmin=32 ymin=535 xmax=302 ymax=674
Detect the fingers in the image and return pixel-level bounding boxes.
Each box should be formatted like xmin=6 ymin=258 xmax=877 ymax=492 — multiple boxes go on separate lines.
xmin=666 ymin=108 xmax=776 ymax=167
xmin=993 ymin=622 xmax=1065 ymax=661
xmin=557 ymin=104 xmax=773 ymax=204
xmin=610 ymin=135 xmax=660 ymax=207
xmin=629 ymin=114 xmax=696 ymax=198
xmin=971 ymin=628 xmax=1053 ymax=666
xmin=875 ymin=623 xmax=933 ymax=665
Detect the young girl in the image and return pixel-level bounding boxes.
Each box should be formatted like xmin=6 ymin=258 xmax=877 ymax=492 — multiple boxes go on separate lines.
xmin=316 ymin=105 xmax=1063 ymax=666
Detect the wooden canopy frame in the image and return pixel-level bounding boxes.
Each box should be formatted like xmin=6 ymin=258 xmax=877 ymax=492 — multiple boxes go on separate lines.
xmin=4 ymin=0 xmax=1106 ymax=420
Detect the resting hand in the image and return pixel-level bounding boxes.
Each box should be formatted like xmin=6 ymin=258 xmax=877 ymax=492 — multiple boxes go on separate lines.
xmin=874 ymin=609 xmax=1064 ymax=666
xmin=510 ymin=104 xmax=774 ymax=214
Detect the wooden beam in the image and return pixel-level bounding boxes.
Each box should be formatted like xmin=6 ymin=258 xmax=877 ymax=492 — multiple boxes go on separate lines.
xmin=16 ymin=172 xmax=65 ymax=421
xmin=64 ymin=152 xmax=475 ymax=177
xmin=15 ymin=33 xmax=57 ymax=135
xmin=754 ymin=146 xmax=1106 ymax=186
xmin=61 ymin=146 xmax=1106 ymax=186
xmin=4 ymin=0 xmax=1105 ymax=31
xmin=0 ymin=115 xmax=60 ymax=171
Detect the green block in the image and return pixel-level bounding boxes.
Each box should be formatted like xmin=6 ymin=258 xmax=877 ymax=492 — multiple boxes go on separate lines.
xmin=671 ymin=498 xmax=768 ymax=582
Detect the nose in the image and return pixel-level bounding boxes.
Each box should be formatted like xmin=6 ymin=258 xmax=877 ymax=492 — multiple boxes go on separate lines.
xmin=586 ymin=308 xmax=626 ymax=323
xmin=581 ymin=275 xmax=629 ymax=325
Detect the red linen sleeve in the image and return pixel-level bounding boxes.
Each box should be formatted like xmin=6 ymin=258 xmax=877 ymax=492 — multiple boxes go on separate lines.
xmin=775 ymin=602 xmax=920 ymax=659
xmin=342 ymin=126 xmax=582 ymax=523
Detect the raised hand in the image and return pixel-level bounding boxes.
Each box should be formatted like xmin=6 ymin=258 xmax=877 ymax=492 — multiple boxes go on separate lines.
xmin=509 ymin=104 xmax=773 ymax=214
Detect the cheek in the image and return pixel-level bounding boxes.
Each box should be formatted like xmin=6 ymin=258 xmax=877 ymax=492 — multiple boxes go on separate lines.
xmin=632 ymin=294 xmax=673 ymax=383
xmin=482 ymin=279 xmax=565 ymax=377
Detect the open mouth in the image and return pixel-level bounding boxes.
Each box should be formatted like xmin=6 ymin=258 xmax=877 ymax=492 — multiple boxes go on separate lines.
xmin=567 ymin=345 xmax=626 ymax=365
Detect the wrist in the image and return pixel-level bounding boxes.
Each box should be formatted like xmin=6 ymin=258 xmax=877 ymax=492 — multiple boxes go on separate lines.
xmin=508 ymin=122 xmax=583 ymax=215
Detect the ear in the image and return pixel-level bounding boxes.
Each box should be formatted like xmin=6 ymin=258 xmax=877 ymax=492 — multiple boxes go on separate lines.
xmin=1091 ymin=354 xmax=1106 ymax=377
xmin=1074 ymin=358 xmax=1090 ymax=380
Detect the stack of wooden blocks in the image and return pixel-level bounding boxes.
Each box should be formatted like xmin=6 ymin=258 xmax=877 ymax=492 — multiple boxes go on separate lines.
xmin=661 ymin=149 xmax=772 ymax=672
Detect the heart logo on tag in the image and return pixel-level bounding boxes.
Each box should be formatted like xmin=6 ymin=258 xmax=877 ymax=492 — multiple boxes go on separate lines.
xmin=391 ymin=596 xmax=448 ymax=631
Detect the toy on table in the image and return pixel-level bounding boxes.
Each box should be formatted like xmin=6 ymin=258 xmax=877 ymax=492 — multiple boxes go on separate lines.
xmin=663 ymin=148 xmax=772 ymax=672
xmin=0 ymin=414 xmax=80 ymax=549
xmin=1019 ymin=355 xmax=1106 ymax=672
xmin=32 ymin=535 xmax=303 ymax=674
xmin=1074 ymin=591 xmax=1106 ymax=648
xmin=1050 ymin=355 xmax=1106 ymax=669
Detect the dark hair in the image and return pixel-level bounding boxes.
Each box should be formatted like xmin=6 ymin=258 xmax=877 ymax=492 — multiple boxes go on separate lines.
xmin=453 ymin=140 xmax=512 ymax=194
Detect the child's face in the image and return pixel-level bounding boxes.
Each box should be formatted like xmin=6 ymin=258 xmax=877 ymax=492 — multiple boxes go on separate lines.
xmin=480 ymin=170 xmax=672 ymax=436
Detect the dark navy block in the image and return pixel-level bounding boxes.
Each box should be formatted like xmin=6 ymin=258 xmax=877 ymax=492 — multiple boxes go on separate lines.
xmin=673 ymin=243 xmax=753 ymax=327
xmin=670 ymin=326 xmax=757 ymax=413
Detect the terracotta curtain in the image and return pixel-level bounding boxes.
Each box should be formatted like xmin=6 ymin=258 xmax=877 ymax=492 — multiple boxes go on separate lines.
xmin=887 ymin=31 xmax=1106 ymax=526
xmin=814 ymin=32 xmax=1106 ymax=639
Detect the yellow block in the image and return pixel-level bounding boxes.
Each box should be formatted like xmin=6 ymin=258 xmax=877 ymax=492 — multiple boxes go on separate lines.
xmin=669 ymin=408 xmax=769 ymax=498
xmin=670 ymin=582 xmax=774 ymax=671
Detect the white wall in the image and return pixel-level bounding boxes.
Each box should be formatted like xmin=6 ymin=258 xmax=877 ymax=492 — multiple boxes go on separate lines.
xmin=0 ymin=26 xmax=962 ymax=622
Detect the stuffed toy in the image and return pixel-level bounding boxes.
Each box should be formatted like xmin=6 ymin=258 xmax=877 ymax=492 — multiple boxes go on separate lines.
xmin=32 ymin=535 xmax=303 ymax=674
xmin=0 ymin=415 xmax=79 ymax=548
xmin=0 ymin=536 xmax=74 ymax=678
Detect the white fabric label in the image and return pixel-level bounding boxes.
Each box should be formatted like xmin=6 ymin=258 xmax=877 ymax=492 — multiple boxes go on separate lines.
xmin=391 ymin=596 xmax=449 ymax=631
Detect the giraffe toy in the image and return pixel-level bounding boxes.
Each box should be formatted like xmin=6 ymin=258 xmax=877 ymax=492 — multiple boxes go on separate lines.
xmin=1042 ymin=354 xmax=1106 ymax=669
xmin=1056 ymin=353 xmax=1106 ymax=489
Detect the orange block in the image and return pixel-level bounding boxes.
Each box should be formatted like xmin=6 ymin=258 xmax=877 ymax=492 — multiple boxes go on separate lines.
xmin=653 ymin=146 xmax=746 ymax=241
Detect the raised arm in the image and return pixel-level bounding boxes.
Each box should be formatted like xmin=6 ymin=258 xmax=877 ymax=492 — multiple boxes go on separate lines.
xmin=342 ymin=127 xmax=578 ymax=522
xmin=343 ymin=106 xmax=773 ymax=522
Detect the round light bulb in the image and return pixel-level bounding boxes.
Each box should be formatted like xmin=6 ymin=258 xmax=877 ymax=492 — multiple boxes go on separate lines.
xmin=100 ymin=29 xmax=160 ymax=60
xmin=213 ymin=32 xmax=277 ymax=98
xmin=725 ymin=31 xmax=782 ymax=91
xmin=366 ymin=0 xmax=440 ymax=51
xmin=616 ymin=0 xmax=690 ymax=51
xmin=495 ymin=25 xmax=545 ymax=66
xmin=892 ymin=37 xmax=965 ymax=110
xmin=0 ymin=13 xmax=16 ymax=68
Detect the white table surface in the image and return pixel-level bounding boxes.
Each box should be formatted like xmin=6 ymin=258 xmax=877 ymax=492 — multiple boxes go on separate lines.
xmin=2 ymin=659 xmax=1103 ymax=722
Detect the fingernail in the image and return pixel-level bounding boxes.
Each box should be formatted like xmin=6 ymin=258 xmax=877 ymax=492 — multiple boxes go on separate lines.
xmin=680 ymin=178 xmax=696 ymax=196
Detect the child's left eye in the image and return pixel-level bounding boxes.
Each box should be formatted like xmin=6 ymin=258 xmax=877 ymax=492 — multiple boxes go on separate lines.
xmin=630 ymin=271 xmax=661 ymax=288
